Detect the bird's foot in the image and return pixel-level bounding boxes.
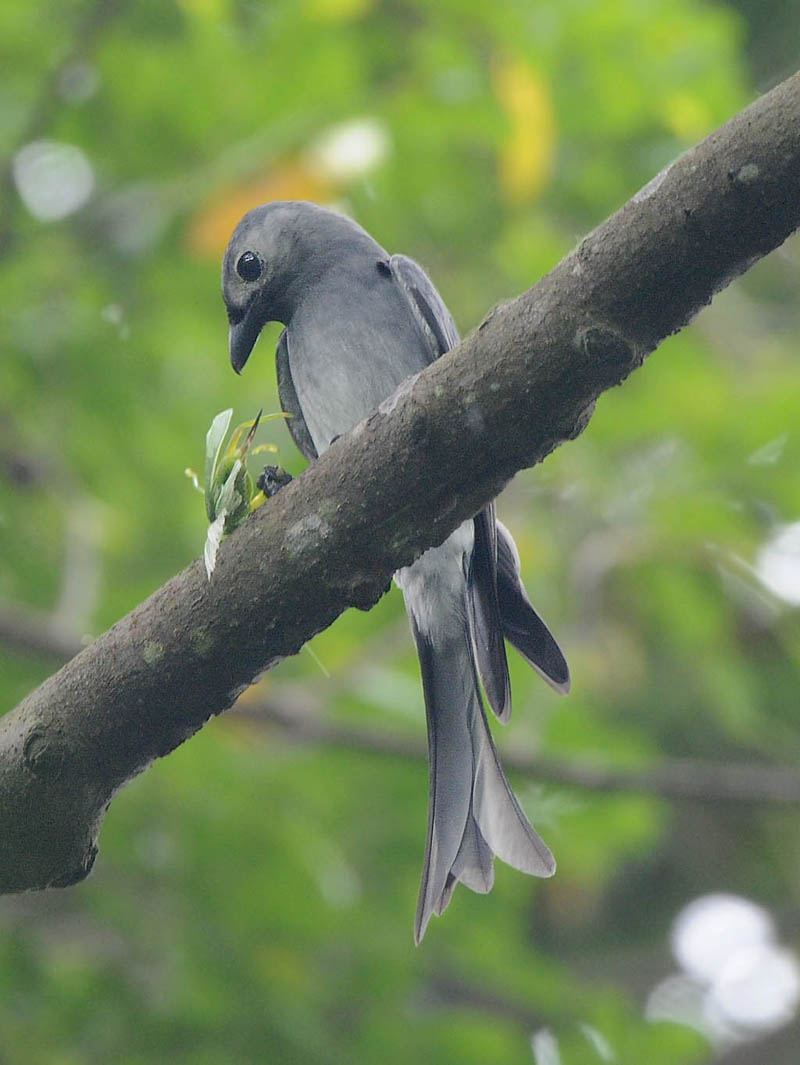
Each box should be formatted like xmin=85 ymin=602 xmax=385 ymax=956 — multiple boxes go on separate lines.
xmin=257 ymin=465 xmax=293 ymax=498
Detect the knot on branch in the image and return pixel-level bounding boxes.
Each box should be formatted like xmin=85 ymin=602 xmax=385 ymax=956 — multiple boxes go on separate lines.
xmin=23 ymin=727 xmax=65 ymax=778
xmin=576 ymin=325 xmax=639 ymax=379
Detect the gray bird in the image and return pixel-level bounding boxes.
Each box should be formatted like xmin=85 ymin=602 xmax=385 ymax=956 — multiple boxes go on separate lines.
xmin=222 ymin=201 xmax=569 ymax=942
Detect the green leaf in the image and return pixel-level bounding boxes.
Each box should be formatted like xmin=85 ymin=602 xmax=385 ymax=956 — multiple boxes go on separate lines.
xmin=216 ymin=457 xmax=244 ymax=520
xmin=204 ymin=408 xmax=233 ymax=522
xmin=204 ymin=512 xmax=226 ymax=579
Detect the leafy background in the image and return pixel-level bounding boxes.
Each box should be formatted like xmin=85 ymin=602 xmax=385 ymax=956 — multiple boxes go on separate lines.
xmin=2 ymin=0 xmax=800 ymax=1062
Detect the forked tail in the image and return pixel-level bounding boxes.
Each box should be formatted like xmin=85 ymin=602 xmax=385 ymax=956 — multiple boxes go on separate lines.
xmin=409 ymin=611 xmax=555 ymax=944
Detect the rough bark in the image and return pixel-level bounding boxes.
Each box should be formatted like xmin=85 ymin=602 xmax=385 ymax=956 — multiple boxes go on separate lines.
xmin=2 ymin=71 xmax=800 ymax=893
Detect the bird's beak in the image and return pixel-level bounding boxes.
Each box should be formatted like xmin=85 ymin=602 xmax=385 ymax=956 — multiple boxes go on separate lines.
xmin=228 ymin=296 xmax=267 ymax=375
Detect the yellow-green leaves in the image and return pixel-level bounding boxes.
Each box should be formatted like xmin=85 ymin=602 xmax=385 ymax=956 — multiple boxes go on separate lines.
xmin=191 ymin=408 xmax=280 ymax=579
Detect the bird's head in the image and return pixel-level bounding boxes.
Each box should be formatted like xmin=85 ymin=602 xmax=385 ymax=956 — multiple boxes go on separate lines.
xmin=222 ymin=200 xmax=380 ymax=374
xmin=221 ymin=202 xmax=297 ymax=374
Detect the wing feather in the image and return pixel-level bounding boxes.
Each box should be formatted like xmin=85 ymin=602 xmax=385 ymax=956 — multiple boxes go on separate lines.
xmin=276 ymin=328 xmax=318 ymax=461
xmin=388 ymin=254 xmax=511 ymax=720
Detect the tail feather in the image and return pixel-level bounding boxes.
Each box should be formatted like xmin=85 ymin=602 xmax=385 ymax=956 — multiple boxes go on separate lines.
xmin=449 ymin=815 xmax=494 ymax=895
xmin=411 ymin=618 xmax=474 ymax=941
xmin=406 ymin=574 xmax=554 ymax=944
xmin=409 ymin=621 xmax=472 ymax=937
xmin=470 ymin=700 xmax=555 ymax=876
xmin=435 ymin=818 xmax=494 ymax=918
xmin=396 ymin=522 xmax=560 ymax=944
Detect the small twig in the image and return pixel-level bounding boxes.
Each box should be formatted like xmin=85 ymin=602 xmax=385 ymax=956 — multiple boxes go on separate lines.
xmin=419 ymin=973 xmax=549 ymax=1029
xmin=4 ymin=597 xmax=797 ymax=806
xmin=0 ymin=601 xmax=86 ymax=663
xmin=238 ymin=699 xmax=800 ymax=805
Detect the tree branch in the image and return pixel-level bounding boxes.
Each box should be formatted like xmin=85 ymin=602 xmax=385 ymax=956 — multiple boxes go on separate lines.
xmin=239 ymin=699 xmax=800 ymax=805
xmin=3 ymin=71 xmax=800 ymax=893
xmin=5 ymin=601 xmax=799 ymax=805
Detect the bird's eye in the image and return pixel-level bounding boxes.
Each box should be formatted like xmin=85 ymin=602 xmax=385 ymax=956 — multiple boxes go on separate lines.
xmin=236 ymin=251 xmax=262 ymax=282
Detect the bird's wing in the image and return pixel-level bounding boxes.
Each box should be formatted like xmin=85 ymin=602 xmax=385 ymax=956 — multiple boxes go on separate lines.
xmin=388 ymin=254 xmax=460 ymax=358
xmin=467 ymin=503 xmax=511 ymax=721
xmin=276 ymin=328 xmax=318 ymax=461
xmin=389 ymin=254 xmax=510 ymax=721
xmin=496 ymin=521 xmax=570 ymax=694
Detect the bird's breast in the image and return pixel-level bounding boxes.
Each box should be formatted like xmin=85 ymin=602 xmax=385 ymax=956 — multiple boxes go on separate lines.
xmin=287 ymin=281 xmax=433 ymax=454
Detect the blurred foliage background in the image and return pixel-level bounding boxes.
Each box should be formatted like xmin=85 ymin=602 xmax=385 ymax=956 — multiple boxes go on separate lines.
xmin=2 ymin=0 xmax=800 ymax=1062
